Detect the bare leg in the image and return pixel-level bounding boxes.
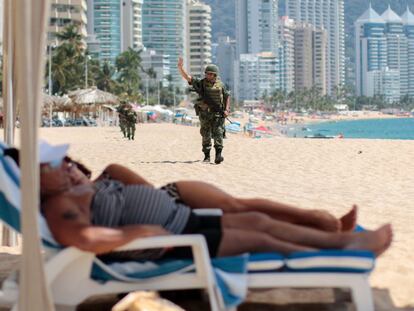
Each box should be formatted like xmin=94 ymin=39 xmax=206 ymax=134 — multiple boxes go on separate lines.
xmin=175 ymin=181 xmax=349 ymax=231
xmin=221 ymin=212 xmax=392 ymax=256
xmin=217 ymin=229 xmax=316 ymax=257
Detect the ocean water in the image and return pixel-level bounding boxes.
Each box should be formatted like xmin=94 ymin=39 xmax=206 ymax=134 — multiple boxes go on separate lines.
xmin=288 ymin=118 xmax=414 ymax=140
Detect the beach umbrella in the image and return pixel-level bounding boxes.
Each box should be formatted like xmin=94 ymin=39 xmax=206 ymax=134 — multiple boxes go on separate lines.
xmin=3 ymin=0 xmax=55 ymax=310
xmin=68 ymin=86 xmax=119 ymax=106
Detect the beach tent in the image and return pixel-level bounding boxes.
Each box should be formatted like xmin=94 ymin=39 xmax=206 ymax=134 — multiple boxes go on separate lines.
xmin=2 ymin=0 xmax=55 ymax=310
xmin=252 ymin=125 xmax=272 ymax=133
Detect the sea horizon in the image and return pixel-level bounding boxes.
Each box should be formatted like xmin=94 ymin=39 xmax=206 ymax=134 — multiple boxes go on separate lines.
xmin=287 ymin=117 xmax=414 ymax=140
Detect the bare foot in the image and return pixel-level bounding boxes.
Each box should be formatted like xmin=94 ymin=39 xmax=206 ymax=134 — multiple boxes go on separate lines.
xmin=340 ymin=205 xmax=357 ymax=232
xmin=345 ymin=224 xmax=393 ymax=257
xmin=308 ymin=210 xmax=341 ymax=232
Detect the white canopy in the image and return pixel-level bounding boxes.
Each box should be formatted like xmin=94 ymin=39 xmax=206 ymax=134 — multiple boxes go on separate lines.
xmin=2 ymin=0 xmax=55 ymax=310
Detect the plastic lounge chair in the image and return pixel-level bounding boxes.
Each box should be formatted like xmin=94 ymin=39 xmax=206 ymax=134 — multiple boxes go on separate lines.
xmin=0 ymin=152 xmax=224 ymax=311
xmin=0 ymin=148 xmax=376 ymax=311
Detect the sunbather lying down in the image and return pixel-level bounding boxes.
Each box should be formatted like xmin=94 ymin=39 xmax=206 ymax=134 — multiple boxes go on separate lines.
xmin=6 ymin=145 xmax=393 ymax=260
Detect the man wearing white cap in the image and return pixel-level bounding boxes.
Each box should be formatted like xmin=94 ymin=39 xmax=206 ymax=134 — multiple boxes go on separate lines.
xmin=15 ymin=141 xmax=391 ymax=261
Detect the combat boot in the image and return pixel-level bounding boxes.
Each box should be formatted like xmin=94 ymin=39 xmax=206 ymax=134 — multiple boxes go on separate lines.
xmin=214 ymin=148 xmax=224 ymax=164
xmin=203 ymin=151 xmax=210 ymax=163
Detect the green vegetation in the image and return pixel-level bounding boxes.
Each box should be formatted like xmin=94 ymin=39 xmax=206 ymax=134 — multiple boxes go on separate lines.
xmin=47 ymin=24 xmax=182 ymax=106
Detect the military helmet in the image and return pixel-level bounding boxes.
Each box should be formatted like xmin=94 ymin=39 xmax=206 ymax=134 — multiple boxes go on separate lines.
xmin=204 ymin=64 xmax=219 ymax=75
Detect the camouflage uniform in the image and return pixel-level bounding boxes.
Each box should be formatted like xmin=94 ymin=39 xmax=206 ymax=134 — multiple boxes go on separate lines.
xmin=190 ymin=76 xmax=230 ymax=164
xmin=116 ymin=103 xmax=128 ymax=138
xmin=125 ymin=106 xmax=137 ymax=140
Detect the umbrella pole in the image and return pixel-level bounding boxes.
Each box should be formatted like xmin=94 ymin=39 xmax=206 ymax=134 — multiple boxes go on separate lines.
xmin=1 ymin=0 xmax=18 ymax=247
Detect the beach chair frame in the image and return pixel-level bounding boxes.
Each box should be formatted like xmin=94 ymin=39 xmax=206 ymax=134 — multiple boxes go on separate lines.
xmin=247 ymin=272 xmax=374 ymax=311
xmin=0 ymin=229 xmax=224 ymax=311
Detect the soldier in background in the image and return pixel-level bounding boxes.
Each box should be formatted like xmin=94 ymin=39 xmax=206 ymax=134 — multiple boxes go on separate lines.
xmin=178 ymin=57 xmax=230 ymax=164
xmin=124 ymin=104 xmax=137 ymax=140
xmin=117 ymin=102 xmax=137 ymax=140
xmin=116 ymin=102 xmax=128 ymax=138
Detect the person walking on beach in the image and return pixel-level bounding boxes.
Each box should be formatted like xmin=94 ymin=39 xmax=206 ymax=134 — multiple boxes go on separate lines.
xmin=117 ymin=102 xmax=137 ymax=140
xmin=124 ymin=104 xmax=137 ymax=140
xmin=116 ymin=102 xmax=128 ymax=138
xmin=178 ymin=57 xmax=230 ymax=164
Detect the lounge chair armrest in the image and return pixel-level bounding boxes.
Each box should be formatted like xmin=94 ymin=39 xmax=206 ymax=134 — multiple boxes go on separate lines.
xmin=114 ymin=234 xmax=215 ymax=282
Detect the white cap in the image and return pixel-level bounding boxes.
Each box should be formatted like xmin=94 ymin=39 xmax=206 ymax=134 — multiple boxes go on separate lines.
xmin=39 ymin=140 xmax=69 ymax=164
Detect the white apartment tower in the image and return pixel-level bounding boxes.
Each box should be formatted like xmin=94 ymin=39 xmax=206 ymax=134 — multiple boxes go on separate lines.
xmin=279 ymin=16 xmax=295 ymax=94
xmin=186 ymin=0 xmax=212 ymax=76
xmin=235 ymin=0 xmax=279 ymax=55
xmin=234 ymin=52 xmax=279 ymax=102
xmin=49 ymin=0 xmax=88 ymax=46
xmin=355 ymin=5 xmax=414 ymax=102
xmin=286 ymin=0 xmax=345 ymax=94
xmin=121 ymin=0 xmax=143 ymax=51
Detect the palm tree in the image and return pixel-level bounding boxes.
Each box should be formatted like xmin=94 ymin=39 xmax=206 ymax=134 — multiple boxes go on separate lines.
xmin=96 ymin=62 xmax=118 ymax=93
xmin=270 ymin=89 xmax=285 ymax=111
xmin=116 ymin=48 xmax=143 ymax=102
xmin=55 ymin=24 xmax=84 ymax=56
xmin=50 ymin=48 xmax=74 ymax=94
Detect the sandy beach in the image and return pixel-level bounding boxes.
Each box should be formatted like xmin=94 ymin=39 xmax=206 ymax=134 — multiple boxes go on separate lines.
xmin=1 ymin=124 xmax=413 ymax=310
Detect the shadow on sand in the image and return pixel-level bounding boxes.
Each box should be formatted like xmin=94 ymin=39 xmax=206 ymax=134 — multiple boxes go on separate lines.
xmin=139 ymin=160 xmax=201 ymax=164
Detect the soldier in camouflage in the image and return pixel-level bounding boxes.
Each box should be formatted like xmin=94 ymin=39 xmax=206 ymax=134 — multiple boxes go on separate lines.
xmin=178 ymin=57 xmax=230 ymax=164
xmin=116 ymin=102 xmax=128 ymax=138
xmin=117 ymin=102 xmax=137 ymax=140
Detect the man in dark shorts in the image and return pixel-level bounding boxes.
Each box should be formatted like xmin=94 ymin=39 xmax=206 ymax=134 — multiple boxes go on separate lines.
xmin=36 ymin=149 xmax=392 ymax=260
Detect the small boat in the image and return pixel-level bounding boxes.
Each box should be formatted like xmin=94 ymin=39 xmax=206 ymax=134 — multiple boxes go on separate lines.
xmin=305 ymin=133 xmax=335 ymax=139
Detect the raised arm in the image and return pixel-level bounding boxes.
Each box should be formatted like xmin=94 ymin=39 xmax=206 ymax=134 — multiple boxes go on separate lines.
xmin=178 ymin=56 xmax=192 ymax=83
xmin=95 ymin=163 xmax=153 ymax=187
xmin=43 ymin=196 xmax=169 ymax=254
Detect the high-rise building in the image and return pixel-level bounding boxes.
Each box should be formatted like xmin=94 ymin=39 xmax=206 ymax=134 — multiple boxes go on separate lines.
xmin=140 ymin=48 xmax=170 ymax=86
xmin=355 ymin=4 xmax=387 ymax=97
xmin=294 ymin=23 xmax=327 ymax=94
xmin=382 ymin=6 xmax=407 ymax=96
xmin=235 ymin=0 xmax=279 ymax=55
xmin=279 ymin=17 xmax=327 ymax=95
xmin=279 ymin=16 xmax=295 ymax=94
xmin=215 ymin=36 xmax=236 ymax=92
xmin=234 ymin=52 xmax=279 ymax=102
xmin=142 ymin=0 xmax=187 ymax=85
xmin=88 ymin=0 xmax=121 ymax=63
xmin=402 ymin=6 xmax=414 ymax=97
xmin=87 ymin=0 xmax=143 ymax=62
xmin=355 ymin=5 xmax=414 ymax=102
xmin=49 ymin=0 xmax=88 ymax=47
xmin=121 ymin=0 xmax=144 ymax=51
xmin=186 ymin=0 xmax=212 ymax=76
xmin=367 ymin=68 xmax=400 ymax=104
xmin=286 ymin=0 xmax=345 ymax=94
